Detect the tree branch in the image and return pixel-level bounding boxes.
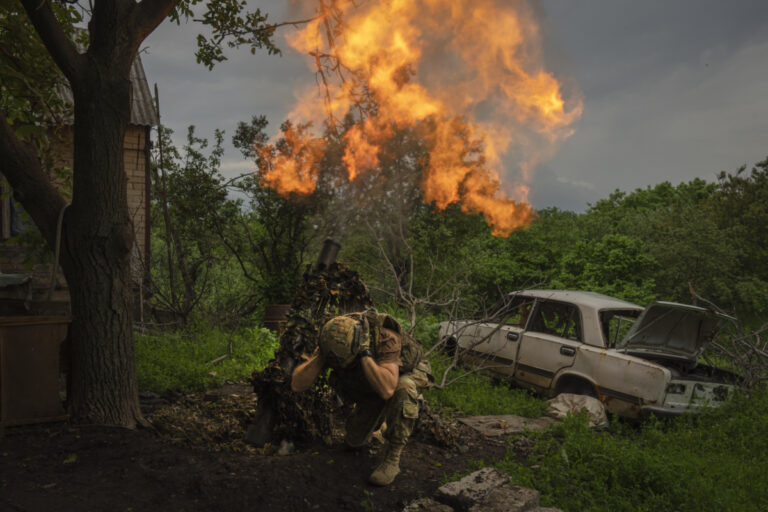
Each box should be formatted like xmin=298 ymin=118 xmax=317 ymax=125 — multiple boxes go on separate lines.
xmin=0 ymin=105 xmax=66 ymax=245
xmin=19 ymin=0 xmax=84 ymax=83
xmin=132 ymin=0 xmax=182 ymax=53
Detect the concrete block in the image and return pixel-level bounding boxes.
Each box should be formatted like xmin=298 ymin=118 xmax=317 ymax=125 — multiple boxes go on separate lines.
xmin=403 ymin=497 xmax=454 ymax=512
xmin=436 ymin=468 xmax=510 ymax=511
xmin=469 ymin=485 xmax=539 ymax=512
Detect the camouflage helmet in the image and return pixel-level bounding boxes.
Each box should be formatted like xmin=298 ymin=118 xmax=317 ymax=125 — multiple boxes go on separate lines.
xmin=318 ymin=315 xmax=364 ymax=369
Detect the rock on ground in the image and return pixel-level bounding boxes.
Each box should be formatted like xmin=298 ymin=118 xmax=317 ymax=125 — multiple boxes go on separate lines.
xmin=403 ymin=497 xmax=455 ymax=512
xmin=401 ymin=468 xmax=563 ymax=512
xmin=468 ymin=485 xmax=539 ymax=512
xmin=436 ymin=467 xmax=511 ymax=510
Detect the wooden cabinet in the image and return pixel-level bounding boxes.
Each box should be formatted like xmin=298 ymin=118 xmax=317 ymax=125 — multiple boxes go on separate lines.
xmin=0 ymin=316 xmax=70 ymax=426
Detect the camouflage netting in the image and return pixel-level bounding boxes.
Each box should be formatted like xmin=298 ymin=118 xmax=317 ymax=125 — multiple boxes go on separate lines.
xmin=248 ymin=260 xmax=458 ymax=449
xmin=413 ymin=402 xmax=458 ymax=448
xmin=249 ymin=262 xmax=373 ymax=445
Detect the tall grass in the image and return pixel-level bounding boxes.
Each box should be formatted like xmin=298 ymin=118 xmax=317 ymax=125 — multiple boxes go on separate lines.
xmin=424 ymin=350 xmax=547 ymax=417
xmin=404 ymin=314 xmax=547 ymax=418
xmin=496 ymin=392 xmax=768 ymax=511
xmin=135 ymin=326 xmax=278 ymax=392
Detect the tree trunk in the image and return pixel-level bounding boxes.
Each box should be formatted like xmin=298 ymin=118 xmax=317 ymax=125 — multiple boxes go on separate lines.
xmin=1 ymin=0 xmax=182 ymax=428
xmin=57 ymin=54 xmax=145 ymax=427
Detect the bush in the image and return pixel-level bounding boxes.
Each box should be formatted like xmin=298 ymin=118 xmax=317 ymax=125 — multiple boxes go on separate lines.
xmin=496 ymin=392 xmax=768 ymax=511
xmin=135 ymin=326 xmax=279 ymax=392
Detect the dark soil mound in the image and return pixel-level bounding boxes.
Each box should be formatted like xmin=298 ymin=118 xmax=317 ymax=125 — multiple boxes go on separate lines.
xmin=0 ymin=386 xmax=506 ymax=512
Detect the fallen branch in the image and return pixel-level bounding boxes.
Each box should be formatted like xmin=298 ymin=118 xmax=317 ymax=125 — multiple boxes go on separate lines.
xmin=206 ymin=354 xmax=228 ymax=366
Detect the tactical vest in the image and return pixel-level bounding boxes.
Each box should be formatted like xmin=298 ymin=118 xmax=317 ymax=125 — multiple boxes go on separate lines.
xmin=343 ymin=309 xmax=424 ymax=374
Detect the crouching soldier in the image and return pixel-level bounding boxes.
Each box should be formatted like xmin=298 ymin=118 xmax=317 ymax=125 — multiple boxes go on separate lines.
xmin=291 ymin=310 xmax=432 ymax=486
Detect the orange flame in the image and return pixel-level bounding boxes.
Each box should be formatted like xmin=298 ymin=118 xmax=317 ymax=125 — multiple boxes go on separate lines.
xmin=269 ymin=0 xmax=581 ymax=235
xmin=341 ymin=120 xmax=385 ymax=180
xmin=259 ymin=123 xmax=324 ymax=196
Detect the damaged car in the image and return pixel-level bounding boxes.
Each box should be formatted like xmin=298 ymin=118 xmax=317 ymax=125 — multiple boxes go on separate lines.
xmin=438 ymin=290 xmax=740 ymax=418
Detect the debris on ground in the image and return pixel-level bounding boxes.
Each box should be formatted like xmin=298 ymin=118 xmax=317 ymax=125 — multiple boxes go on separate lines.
xmin=458 ymin=415 xmax=558 ymax=437
xmin=414 ymin=402 xmax=460 ymax=448
xmin=148 ymin=385 xmax=260 ymax=453
xmin=546 ymin=393 xmax=608 ymax=428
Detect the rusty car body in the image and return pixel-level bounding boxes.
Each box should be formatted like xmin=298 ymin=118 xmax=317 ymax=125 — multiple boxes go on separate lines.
xmin=438 ymin=290 xmax=739 ymax=418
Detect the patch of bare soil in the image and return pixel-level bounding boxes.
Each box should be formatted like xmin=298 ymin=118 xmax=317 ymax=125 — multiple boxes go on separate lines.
xmin=0 ymin=385 xmax=507 ymax=512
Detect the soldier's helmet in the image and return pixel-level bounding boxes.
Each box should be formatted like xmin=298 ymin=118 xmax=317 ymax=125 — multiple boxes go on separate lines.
xmin=318 ymin=315 xmax=363 ymax=369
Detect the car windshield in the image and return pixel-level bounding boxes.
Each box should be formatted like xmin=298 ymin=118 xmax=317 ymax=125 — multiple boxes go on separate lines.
xmin=600 ymin=309 xmax=641 ymax=348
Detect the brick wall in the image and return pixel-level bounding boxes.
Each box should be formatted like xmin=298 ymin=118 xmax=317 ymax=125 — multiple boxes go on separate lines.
xmin=0 ymin=124 xmax=151 ymax=302
xmin=124 ymin=125 xmax=149 ymax=278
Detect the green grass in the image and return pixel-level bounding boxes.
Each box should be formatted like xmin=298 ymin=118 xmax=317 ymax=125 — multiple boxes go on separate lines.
xmin=135 ymin=326 xmax=279 ymax=392
xmin=402 ymin=314 xmax=546 ymax=417
xmin=495 ymin=392 xmax=768 ymax=512
xmin=134 ymin=318 xmax=768 ymax=512
xmin=424 ymin=350 xmax=547 ymax=417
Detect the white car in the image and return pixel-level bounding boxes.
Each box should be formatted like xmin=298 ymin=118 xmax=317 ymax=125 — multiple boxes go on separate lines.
xmin=438 ymin=290 xmax=739 ymax=418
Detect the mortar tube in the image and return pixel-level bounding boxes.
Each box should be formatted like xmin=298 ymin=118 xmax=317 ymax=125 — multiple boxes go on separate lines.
xmin=315 ymin=238 xmax=340 ymax=271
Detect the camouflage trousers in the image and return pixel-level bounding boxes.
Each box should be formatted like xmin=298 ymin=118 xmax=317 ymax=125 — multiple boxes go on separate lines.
xmin=344 ymin=360 xmax=432 ymax=448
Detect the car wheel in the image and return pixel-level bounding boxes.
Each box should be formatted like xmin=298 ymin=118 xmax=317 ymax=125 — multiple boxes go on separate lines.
xmin=556 ymin=377 xmax=598 ymax=398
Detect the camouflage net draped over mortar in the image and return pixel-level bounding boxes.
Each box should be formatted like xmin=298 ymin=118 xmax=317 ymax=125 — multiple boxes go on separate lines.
xmin=250 ymin=263 xmax=373 ymax=444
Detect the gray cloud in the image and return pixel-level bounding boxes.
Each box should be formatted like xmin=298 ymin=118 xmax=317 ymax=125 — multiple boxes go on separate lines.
xmin=541 ymin=33 xmax=768 ymax=206
xmin=140 ymin=1 xmax=768 ymax=211
xmin=527 ymin=164 xmax=597 ymax=212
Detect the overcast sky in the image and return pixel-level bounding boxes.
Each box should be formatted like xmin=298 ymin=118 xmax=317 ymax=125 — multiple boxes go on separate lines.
xmin=141 ymin=0 xmax=768 ymax=212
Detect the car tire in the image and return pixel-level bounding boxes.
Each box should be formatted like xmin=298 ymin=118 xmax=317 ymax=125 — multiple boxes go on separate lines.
xmin=556 ymin=377 xmax=598 ymax=398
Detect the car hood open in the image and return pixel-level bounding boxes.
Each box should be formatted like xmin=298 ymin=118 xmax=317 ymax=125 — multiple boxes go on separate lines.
xmin=617 ymin=301 xmax=735 ymax=362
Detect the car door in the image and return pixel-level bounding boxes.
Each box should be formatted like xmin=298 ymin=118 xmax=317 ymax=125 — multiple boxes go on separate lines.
xmin=513 ymin=299 xmax=582 ymax=389
xmin=459 ymin=295 xmax=534 ymax=378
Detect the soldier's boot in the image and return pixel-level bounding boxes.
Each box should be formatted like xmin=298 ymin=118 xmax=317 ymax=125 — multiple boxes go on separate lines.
xmin=368 ymin=442 xmax=405 ymax=486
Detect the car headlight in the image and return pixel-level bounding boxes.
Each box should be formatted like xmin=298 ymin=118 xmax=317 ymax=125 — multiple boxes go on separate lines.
xmin=666 ymin=383 xmax=686 ymax=394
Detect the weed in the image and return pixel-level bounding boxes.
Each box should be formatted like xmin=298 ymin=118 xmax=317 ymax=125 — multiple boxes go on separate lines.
xmin=360 ymin=489 xmax=374 ymax=512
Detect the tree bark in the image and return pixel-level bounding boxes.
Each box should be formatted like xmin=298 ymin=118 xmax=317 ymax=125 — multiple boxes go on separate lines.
xmin=59 ymin=54 xmax=143 ymax=426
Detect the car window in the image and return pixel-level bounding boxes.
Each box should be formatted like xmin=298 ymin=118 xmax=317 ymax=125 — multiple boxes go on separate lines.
xmin=503 ymin=296 xmax=536 ymax=327
xmin=600 ymin=309 xmax=640 ymax=348
xmin=529 ymin=301 xmax=582 ymax=341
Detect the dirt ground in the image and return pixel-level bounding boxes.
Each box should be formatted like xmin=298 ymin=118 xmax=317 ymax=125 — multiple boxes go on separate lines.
xmin=0 ymin=385 xmax=509 ymax=512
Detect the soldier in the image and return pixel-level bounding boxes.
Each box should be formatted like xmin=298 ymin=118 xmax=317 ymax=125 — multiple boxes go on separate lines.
xmin=291 ymin=311 xmax=431 ymax=486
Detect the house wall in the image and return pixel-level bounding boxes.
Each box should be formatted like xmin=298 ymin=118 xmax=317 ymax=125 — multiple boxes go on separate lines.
xmin=0 ymin=125 xmax=151 ymax=305
xmin=124 ymin=125 xmax=150 ymax=278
